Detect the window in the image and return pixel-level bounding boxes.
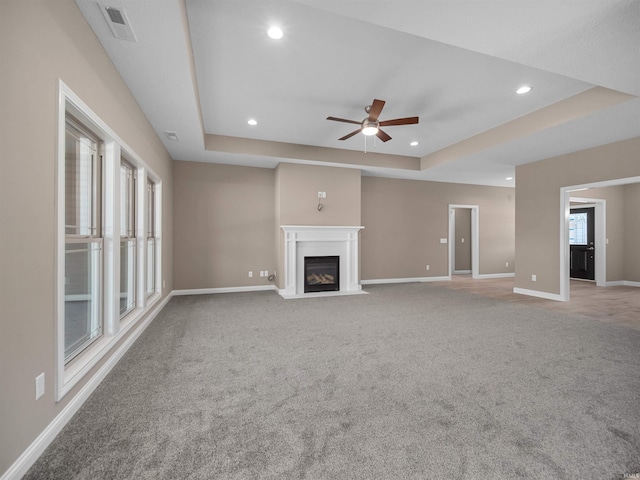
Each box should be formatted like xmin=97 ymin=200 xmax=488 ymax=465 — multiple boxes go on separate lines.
xmin=57 ymin=81 xmax=162 ymax=400
xmin=146 ymin=179 xmax=157 ymax=297
xmin=64 ymin=117 xmax=103 ymax=362
xmin=569 ymin=212 xmax=588 ymax=245
xmin=120 ymin=160 xmax=136 ymax=317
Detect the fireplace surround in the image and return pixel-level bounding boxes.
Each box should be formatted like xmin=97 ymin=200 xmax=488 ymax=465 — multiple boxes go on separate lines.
xmin=280 ymin=225 xmax=365 ymax=298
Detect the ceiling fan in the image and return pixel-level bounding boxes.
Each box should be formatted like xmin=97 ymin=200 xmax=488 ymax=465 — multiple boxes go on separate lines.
xmin=327 ymin=98 xmax=419 ymax=142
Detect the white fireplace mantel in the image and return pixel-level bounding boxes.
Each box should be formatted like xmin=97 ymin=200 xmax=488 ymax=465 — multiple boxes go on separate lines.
xmin=279 ymin=225 xmax=365 ymax=299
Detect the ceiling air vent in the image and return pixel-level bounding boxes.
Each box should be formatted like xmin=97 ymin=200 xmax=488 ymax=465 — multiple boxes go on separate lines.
xmin=164 ymin=131 xmax=179 ymax=141
xmin=100 ymin=4 xmax=137 ymax=42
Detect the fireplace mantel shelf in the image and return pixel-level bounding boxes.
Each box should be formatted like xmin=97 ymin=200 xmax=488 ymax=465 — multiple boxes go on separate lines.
xmin=279 ymin=226 xmax=366 ymax=299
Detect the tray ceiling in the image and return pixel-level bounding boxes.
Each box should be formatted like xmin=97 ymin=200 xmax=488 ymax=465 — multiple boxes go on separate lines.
xmin=75 ymin=0 xmax=640 ymax=186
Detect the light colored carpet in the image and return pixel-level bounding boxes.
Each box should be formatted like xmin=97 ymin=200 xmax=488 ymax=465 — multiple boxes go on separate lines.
xmin=26 ymin=283 xmax=640 ymax=479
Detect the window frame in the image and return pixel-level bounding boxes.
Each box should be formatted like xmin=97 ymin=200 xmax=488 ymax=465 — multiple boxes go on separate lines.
xmin=119 ymin=158 xmax=137 ymax=318
xmin=63 ymin=117 xmax=105 ymax=363
xmin=146 ymin=179 xmax=158 ymax=298
xmin=56 ymin=80 xmax=162 ymax=400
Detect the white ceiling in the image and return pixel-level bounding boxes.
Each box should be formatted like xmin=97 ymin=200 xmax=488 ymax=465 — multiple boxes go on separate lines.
xmin=76 ymin=0 xmax=640 ymax=187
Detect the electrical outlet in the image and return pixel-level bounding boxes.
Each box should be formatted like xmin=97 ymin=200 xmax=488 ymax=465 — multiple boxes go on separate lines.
xmin=426 ymin=265 xmax=430 ymax=271
xmin=35 ymin=373 xmax=45 ymax=400
xmin=531 ymin=274 xmax=537 ymax=282
xmin=506 ymin=262 xmax=509 ymax=267
xmin=248 ymin=271 xmax=253 ymax=278
xmin=461 ymin=238 xmax=465 ymax=243
xmin=264 ymin=270 xmax=269 ymax=276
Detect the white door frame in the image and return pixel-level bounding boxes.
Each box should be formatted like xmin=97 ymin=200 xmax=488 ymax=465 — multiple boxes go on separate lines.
xmin=449 ymin=205 xmax=479 ymax=278
xmin=559 ymin=175 xmax=640 ymax=301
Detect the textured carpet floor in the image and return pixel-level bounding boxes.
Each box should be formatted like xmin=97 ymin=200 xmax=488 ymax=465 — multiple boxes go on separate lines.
xmin=26 ymin=283 xmax=640 ymax=479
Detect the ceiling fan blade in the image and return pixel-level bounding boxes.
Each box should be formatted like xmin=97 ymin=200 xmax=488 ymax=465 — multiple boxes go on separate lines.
xmin=368 ymin=99 xmax=385 ymax=121
xmin=379 ymin=116 xmax=419 ymax=127
xmin=327 ymin=116 xmax=361 ymax=125
xmin=339 ymin=129 xmax=362 ymax=141
xmin=376 ymin=129 xmax=392 ymax=142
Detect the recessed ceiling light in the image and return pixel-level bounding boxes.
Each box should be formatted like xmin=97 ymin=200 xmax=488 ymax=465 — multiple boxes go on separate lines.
xmin=410 ymin=141 xmax=419 ymax=146
xmin=247 ymin=119 xmax=257 ymax=126
xmin=506 ymin=177 xmax=513 ymax=180
xmin=267 ymin=26 xmax=283 ymax=40
xmin=516 ymin=85 xmax=532 ymax=95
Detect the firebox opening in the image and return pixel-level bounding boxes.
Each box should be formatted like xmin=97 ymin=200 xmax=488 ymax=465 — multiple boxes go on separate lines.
xmin=304 ymin=256 xmax=340 ymax=293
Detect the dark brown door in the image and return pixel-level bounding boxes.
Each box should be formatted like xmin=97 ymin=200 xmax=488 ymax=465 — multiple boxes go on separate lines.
xmin=569 ymin=207 xmax=595 ymax=280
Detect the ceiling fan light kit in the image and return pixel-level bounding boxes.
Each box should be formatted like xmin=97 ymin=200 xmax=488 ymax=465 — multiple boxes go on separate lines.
xmin=327 ymin=98 xmax=418 ymax=144
xmin=361 ymin=119 xmax=379 ymax=136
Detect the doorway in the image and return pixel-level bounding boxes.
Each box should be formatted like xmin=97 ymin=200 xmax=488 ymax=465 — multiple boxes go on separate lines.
xmin=448 ymin=205 xmax=479 ymax=278
xmin=452 ymin=208 xmax=472 ymax=274
xmin=559 ymin=177 xmax=640 ymax=302
xmin=569 ymin=207 xmax=595 ymax=280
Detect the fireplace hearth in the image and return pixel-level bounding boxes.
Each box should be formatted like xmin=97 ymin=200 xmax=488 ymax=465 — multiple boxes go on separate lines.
xmin=304 ymin=256 xmax=340 ymax=293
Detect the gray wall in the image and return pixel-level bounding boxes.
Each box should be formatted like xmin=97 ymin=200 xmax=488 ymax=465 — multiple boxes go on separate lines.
xmin=624 ymin=183 xmax=640 ymax=282
xmin=515 ymin=136 xmax=640 ymax=295
xmin=172 ymin=163 xmax=515 ymax=291
xmin=173 ymin=161 xmax=275 ymax=290
xmin=361 ymin=177 xmax=514 ymax=280
xmin=275 ymin=163 xmax=362 ymax=227
xmin=0 ymin=0 xmax=173 ymax=474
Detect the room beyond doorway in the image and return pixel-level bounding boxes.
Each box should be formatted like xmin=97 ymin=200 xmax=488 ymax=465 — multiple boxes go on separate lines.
xmin=452 ymin=208 xmax=472 ymax=274
xmin=448 ymin=205 xmax=479 ymax=278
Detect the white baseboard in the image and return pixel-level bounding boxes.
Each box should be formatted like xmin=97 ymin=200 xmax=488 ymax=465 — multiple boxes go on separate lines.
xmin=172 ymin=285 xmax=277 ymax=296
xmin=361 ymin=276 xmax=450 ymax=285
xmin=1 ymin=293 xmax=173 ymax=480
xmin=475 ymin=273 xmax=515 ymax=279
xmin=513 ymin=287 xmax=563 ymax=301
xmin=600 ymin=281 xmax=640 ymax=288
xmin=454 ymin=270 xmax=472 ymax=274
xmin=513 ymin=281 xmax=639 ymax=303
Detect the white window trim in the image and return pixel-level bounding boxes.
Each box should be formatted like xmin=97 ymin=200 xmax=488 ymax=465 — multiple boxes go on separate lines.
xmin=56 ymin=80 xmax=162 ymax=401
xmin=147 ymin=181 xmax=162 ymax=299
